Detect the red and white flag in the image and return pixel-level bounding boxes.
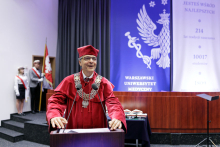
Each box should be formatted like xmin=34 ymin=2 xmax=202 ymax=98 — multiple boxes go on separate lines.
xmin=43 ymin=44 xmax=53 ymax=87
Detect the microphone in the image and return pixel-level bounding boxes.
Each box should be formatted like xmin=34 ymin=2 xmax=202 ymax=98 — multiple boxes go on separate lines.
xmin=92 ymin=84 xmax=98 ymax=90
xmin=92 ymin=83 xmax=110 ymax=129
xmin=62 ymin=84 xmax=82 ymax=133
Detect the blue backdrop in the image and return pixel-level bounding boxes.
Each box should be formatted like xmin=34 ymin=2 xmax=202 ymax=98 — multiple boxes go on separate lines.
xmin=110 ymin=0 xmax=171 ymax=91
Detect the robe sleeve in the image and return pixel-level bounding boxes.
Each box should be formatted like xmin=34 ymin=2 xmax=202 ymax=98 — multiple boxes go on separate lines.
xmin=103 ymin=79 xmax=127 ymax=133
xmin=46 ymin=91 xmax=67 ymax=132
xmin=46 ymin=77 xmax=71 ymax=132
xmin=46 ymin=75 xmax=76 ymax=132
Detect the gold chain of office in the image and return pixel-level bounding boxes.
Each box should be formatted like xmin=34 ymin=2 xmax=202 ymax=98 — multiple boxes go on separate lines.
xmin=74 ymin=72 xmax=102 ymax=108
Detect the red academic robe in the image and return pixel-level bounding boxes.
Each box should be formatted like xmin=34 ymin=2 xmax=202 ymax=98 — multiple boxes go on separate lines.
xmin=46 ymin=70 xmax=127 ymax=132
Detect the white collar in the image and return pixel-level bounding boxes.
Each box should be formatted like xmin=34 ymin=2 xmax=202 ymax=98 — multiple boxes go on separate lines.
xmin=18 ymin=74 xmax=24 ymax=77
xmin=82 ymin=71 xmax=94 ymax=79
xmin=33 ymin=67 xmax=40 ymax=74
xmin=33 ymin=67 xmax=38 ymax=71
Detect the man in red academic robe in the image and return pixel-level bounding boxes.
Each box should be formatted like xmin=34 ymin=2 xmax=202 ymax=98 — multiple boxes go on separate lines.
xmin=46 ymin=45 xmax=127 ymax=132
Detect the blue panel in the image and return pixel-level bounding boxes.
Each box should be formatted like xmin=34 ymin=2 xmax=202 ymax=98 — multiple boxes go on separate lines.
xmin=110 ymin=0 xmax=170 ymax=91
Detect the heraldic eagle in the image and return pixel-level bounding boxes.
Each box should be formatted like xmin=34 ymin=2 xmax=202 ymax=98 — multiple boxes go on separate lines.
xmin=137 ymin=5 xmax=170 ymax=69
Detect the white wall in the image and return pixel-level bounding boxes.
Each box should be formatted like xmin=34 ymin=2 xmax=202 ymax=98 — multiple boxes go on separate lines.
xmin=0 ymin=0 xmax=58 ymax=125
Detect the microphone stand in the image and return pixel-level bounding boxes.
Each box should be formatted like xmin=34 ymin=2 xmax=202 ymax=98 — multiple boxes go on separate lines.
xmin=62 ymin=87 xmax=80 ymax=133
xmin=92 ymin=83 xmax=110 ymax=129
xmin=97 ymin=92 xmax=110 ymax=129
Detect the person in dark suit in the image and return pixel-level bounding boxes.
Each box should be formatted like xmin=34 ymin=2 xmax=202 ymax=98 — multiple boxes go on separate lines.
xmin=29 ymin=60 xmax=44 ymax=114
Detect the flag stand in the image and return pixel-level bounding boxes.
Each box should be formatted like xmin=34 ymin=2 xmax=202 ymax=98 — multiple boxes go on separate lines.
xmin=38 ymin=38 xmax=47 ymax=112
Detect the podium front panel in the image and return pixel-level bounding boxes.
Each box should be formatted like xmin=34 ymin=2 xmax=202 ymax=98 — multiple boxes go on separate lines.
xmin=50 ymin=129 xmax=124 ymax=147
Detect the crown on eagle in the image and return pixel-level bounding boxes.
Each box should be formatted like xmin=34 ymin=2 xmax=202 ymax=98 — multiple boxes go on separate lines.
xmin=159 ymin=9 xmax=170 ymax=20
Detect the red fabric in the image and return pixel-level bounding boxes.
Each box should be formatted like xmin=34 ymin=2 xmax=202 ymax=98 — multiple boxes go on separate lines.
xmin=43 ymin=45 xmax=53 ymax=87
xmin=32 ymin=68 xmax=40 ymax=79
xmin=77 ymin=45 xmax=99 ymax=57
xmin=46 ymin=70 xmax=127 ymax=132
xmin=16 ymin=76 xmax=27 ymax=89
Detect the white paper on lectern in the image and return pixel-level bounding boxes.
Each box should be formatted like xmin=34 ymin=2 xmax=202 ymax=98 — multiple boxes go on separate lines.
xmin=196 ymin=94 xmax=212 ymax=101
xmin=61 ymin=128 xmax=110 ymax=134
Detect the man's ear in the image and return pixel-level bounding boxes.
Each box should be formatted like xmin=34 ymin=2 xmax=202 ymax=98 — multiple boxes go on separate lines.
xmin=79 ymin=60 xmax=82 ymax=66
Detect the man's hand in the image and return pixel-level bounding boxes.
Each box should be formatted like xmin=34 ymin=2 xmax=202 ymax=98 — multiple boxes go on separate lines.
xmin=51 ymin=117 xmax=68 ymax=129
xmin=41 ymin=73 xmax=45 ymax=78
xmin=38 ymin=78 xmax=43 ymax=82
xmin=109 ymin=118 xmax=122 ymax=130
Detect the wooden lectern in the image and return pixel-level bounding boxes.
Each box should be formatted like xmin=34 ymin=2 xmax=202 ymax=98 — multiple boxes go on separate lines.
xmin=50 ymin=128 xmax=124 ymax=147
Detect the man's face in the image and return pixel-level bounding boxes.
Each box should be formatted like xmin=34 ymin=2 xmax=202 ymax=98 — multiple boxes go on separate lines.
xmin=79 ymin=55 xmax=97 ymax=73
xmin=34 ymin=63 xmax=40 ymax=69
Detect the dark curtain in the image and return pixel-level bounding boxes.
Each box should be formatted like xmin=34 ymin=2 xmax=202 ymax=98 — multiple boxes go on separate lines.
xmin=55 ymin=0 xmax=110 ymax=87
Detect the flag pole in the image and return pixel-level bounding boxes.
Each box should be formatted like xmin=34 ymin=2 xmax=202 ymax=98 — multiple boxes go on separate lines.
xmin=39 ymin=38 xmax=47 ymax=111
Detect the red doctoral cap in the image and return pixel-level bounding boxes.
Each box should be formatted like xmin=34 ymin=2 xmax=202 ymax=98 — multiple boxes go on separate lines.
xmin=77 ymin=45 xmax=99 ymax=58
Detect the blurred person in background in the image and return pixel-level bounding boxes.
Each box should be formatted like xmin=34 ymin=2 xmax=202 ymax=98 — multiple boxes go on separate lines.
xmin=29 ymin=60 xmax=44 ymax=114
xmin=14 ymin=66 xmax=29 ymax=116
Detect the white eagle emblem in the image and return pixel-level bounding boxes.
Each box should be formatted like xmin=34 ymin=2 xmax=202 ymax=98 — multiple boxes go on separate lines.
xmin=45 ymin=56 xmax=52 ymax=74
xmin=125 ymin=5 xmax=170 ymax=69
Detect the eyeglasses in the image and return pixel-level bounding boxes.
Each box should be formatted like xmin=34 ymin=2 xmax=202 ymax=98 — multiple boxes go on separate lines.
xmin=82 ymin=56 xmax=97 ymax=61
